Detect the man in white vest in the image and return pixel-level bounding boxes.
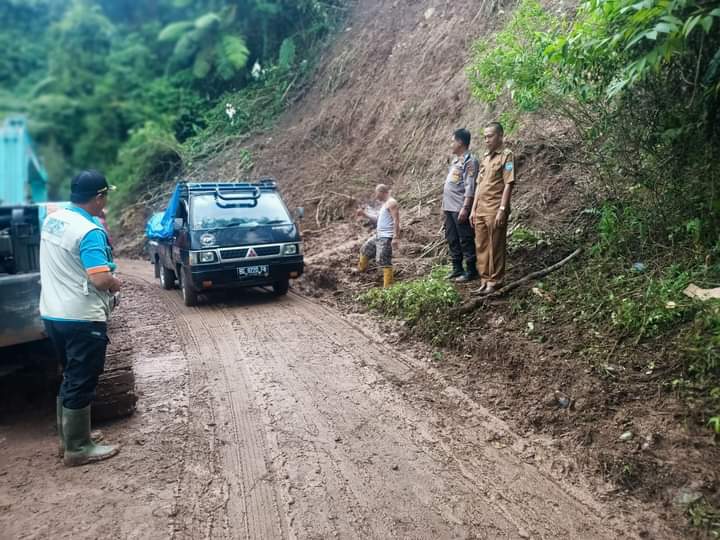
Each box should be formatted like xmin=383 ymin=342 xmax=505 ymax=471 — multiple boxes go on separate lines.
xmin=40 ymin=170 xmax=122 ymax=466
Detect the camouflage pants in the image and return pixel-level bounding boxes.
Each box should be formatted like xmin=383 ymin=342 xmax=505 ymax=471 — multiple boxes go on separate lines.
xmin=361 ymin=236 xmax=393 ymax=268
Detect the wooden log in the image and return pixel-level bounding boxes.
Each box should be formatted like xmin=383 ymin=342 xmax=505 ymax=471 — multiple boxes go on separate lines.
xmin=454 ymin=247 xmax=583 ymax=315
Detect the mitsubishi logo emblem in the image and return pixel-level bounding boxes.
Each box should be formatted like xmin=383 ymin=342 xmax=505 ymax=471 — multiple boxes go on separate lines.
xmin=246 ymin=247 xmax=257 ymax=258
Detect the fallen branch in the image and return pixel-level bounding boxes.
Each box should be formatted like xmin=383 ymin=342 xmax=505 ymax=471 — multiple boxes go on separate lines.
xmin=454 ymin=247 xmax=583 ymax=315
xmin=327 ymin=190 xmax=358 ymax=201
xmin=418 ymin=239 xmax=444 ymax=259
xmin=315 ymin=196 xmax=325 ymax=228
xmin=301 ymin=226 xmax=334 ymax=237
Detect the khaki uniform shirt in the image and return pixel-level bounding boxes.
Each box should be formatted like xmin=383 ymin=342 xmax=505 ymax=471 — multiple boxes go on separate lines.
xmin=474 ymin=146 xmax=515 ymax=216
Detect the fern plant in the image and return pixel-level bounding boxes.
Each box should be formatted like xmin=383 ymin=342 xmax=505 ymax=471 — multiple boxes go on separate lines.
xmin=158 ymin=6 xmax=249 ymax=81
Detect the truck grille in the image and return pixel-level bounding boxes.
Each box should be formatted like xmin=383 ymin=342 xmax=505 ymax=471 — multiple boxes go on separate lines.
xmin=220 ymin=245 xmax=282 ymax=260
xmin=254 ymin=246 xmax=281 ymax=256
xmin=221 ymin=248 xmax=248 ymax=259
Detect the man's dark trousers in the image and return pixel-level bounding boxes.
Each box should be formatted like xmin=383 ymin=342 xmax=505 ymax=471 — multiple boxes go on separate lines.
xmin=444 ymin=210 xmax=476 ymax=271
xmin=44 ymin=320 xmax=108 ymax=409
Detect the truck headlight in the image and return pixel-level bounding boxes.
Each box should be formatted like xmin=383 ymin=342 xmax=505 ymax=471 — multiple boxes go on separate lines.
xmin=283 ymin=244 xmax=298 ymax=255
xmin=191 ymin=251 xmax=217 ymax=264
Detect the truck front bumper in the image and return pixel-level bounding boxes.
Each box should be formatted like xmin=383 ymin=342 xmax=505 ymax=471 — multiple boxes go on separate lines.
xmin=187 ymin=257 xmax=304 ymax=291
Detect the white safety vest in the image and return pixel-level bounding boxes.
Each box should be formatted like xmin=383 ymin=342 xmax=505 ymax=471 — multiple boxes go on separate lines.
xmin=39 ymin=208 xmax=112 ymax=322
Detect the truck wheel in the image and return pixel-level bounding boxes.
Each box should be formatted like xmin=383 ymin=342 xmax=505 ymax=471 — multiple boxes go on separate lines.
xmin=153 ymin=258 xmax=160 ymax=279
xmin=180 ymin=268 xmax=199 ymax=307
xmin=160 ymin=265 xmax=175 ymax=290
xmin=273 ymin=278 xmax=290 ymax=296
xmin=94 ymin=311 xmax=137 ymax=421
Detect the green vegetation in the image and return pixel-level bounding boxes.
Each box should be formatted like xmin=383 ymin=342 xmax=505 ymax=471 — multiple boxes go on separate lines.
xmin=0 ymin=0 xmax=345 ymax=209
xmin=687 ymin=499 xmax=720 ymax=538
xmin=466 ymin=0 xmax=720 ymax=464
xmin=508 ymin=225 xmax=546 ymax=251
xmin=360 ymin=267 xmax=461 ymax=344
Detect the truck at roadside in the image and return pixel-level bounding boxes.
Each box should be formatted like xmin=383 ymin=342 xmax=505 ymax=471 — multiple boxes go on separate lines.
xmin=0 ymin=116 xmax=136 ymax=419
xmin=146 ymin=180 xmax=304 ymax=306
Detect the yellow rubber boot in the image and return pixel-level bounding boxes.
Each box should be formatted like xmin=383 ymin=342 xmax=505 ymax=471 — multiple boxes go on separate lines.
xmin=383 ymin=267 xmax=394 ymax=288
xmin=358 ymin=255 xmax=369 ymax=272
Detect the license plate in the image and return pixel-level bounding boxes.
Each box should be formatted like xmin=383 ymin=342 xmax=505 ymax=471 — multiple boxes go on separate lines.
xmin=237 ymin=265 xmax=269 ymax=278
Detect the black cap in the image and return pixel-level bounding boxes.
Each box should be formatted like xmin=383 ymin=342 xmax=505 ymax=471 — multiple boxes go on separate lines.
xmin=70 ymin=170 xmax=116 ymax=203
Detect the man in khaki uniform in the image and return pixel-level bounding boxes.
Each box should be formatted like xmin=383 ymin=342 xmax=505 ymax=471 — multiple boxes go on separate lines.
xmin=470 ymin=122 xmax=515 ymax=293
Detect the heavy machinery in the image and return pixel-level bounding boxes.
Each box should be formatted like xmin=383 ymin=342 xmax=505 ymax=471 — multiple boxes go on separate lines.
xmin=0 ymin=116 xmax=136 ymax=419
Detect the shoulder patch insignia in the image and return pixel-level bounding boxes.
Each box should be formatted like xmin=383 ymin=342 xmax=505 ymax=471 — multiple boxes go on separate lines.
xmin=505 ymin=162 xmax=514 ymax=172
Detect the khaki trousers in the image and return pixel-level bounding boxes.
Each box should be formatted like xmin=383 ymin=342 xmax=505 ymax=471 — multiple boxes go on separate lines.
xmin=474 ymin=215 xmax=507 ymax=286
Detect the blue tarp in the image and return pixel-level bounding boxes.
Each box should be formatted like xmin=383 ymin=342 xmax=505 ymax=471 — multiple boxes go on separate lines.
xmin=145 ymin=185 xmax=181 ymax=240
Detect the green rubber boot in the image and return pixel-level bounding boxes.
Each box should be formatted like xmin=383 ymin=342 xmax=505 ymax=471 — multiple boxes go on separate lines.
xmin=57 ymin=398 xmax=104 ymax=457
xmin=62 ymin=405 xmax=119 ymax=467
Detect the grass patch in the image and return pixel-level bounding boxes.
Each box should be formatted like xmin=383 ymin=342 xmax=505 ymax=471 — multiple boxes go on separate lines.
xmin=687 ymin=500 xmax=720 ymax=539
xmin=508 ymin=225 xmax=547 ymax=251
xmin=360 ymin=266 xmax=461 ymax=344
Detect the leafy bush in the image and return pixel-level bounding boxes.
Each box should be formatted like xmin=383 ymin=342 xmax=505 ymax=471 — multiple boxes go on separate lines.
xmin=685 ymin=303 xmax=720 ymax=382
xmin=108 ymin=121 xmax=183 ymax=210
xmin=360 ymin=267 xmax=460 ymax=337
xmin=468 ymin=0 xmax=720 ymax=256
xmin=468 ymin=0 xmax=562 ymax=117
xmin=686 ymin=499 xmax=720 ymax=538
xmin=184 ymin=64 xmax=310 ymax=158
xmin=508 ymin=225 xmax=545 ymax=251
xmin=608 ymin=267 xmax=695 ymax=338
xmin=467 ymin=0 xmax=720 ymax=451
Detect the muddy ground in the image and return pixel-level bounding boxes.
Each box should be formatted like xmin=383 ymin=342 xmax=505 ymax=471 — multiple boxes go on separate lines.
xmin=0 ymin=258 xmax=678 ymax=539
xmin=298 ymin=218 xmax=720 ymax=538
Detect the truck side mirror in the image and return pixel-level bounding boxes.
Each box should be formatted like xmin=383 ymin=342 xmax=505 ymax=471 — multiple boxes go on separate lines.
xmin=173 ymin=218 xmax=184 ymax=232
xmin=295 ymin=207 xmax=305 ymax=220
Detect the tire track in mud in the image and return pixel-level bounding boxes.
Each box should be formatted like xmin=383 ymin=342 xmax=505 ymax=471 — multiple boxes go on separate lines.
xmin=220 ymin=293 xmax=627 ymax=539
xmin=121 ymin=262 xmax=231 ymax=539
xmin=166 ymin=298 xmax=287 ymax=539
xmin=121 ymin=259 xmax=656 ymax=539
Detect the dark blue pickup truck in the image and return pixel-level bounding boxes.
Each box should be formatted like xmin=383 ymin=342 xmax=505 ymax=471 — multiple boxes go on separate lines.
xmin=146 ymin=180 xmax=304 ymax=306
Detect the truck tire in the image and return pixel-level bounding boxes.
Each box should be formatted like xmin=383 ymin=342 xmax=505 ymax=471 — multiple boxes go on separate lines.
xmin=180 ymin=267 xmax=199 ymax=307
xmin=273 ymin=278 xmax=290 ymax=296
xmin=159 ymin=264 xmax=175 ymax=290
xmin=153 ymin=258 xmax=161 ymax=279
xmin=93 ymin=310 xmax=137 ymax=421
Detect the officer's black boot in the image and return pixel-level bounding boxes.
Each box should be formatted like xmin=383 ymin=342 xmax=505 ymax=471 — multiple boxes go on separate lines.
xmin=455 ymin=260 xmax=479 ymax=283
xmin=447 ymin=261 xmax=464 ymax=280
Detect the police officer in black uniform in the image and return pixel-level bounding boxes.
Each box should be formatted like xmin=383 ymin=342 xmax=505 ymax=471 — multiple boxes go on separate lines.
xmin=442 ymin=128 xmax=479 ymax=282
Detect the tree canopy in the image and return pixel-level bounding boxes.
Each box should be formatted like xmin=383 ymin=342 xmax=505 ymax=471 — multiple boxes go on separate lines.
xmin=0 ymin=0 xmax=343 ymax=199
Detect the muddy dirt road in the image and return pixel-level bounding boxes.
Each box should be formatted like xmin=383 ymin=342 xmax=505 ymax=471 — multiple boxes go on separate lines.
xmin=0 ymin=259 xmax=672 ymax=539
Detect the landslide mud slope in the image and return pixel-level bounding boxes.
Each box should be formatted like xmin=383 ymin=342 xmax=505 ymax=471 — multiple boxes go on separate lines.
xmin=183 ymin=0 xmax=574 ymax=236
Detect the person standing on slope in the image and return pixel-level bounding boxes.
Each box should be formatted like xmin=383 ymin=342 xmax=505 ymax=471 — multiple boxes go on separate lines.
xmin=356 ymin=184 xmax=401 ymax=288
xmin=470 ymin=122 xmax=515 ymax=294
xmin=40 ymin=170 xmax=122 ymax=467
xmin=442 ymin=128 xmax=480 ymax=282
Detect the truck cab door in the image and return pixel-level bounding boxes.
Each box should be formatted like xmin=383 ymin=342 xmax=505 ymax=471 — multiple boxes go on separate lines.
xmin=172 ymin=201 xmax=190 ymax=263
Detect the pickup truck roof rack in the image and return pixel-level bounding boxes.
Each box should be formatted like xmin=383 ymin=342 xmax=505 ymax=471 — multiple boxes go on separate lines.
xmin=181 ymin=178 xmax=278 ymax=193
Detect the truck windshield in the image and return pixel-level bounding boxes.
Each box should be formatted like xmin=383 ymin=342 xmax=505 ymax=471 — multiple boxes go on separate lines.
xmin=190 ymin=193 xmax=291 ymax=230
